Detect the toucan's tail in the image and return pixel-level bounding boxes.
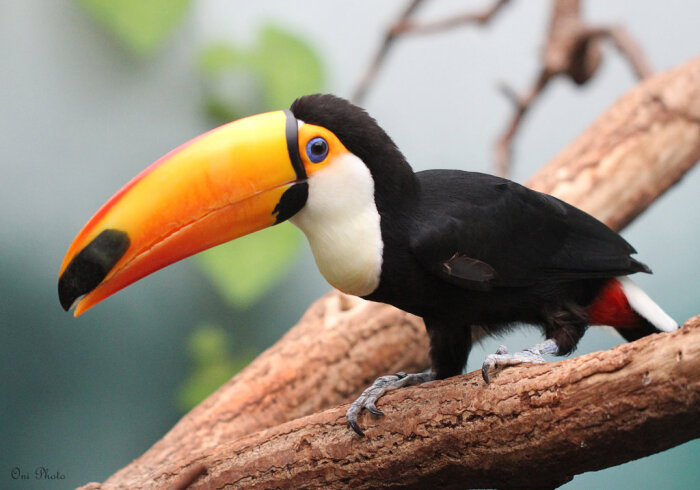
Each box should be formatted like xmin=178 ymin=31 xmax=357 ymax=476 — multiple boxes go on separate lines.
xmin=587 ymin=276 xmax=678 ymax=341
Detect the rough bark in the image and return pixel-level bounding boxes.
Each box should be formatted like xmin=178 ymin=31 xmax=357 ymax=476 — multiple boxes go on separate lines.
xmin=179 ymin=316 xmax=700 ymax=489
xmin=81 ymin=56 xmax=700 ymax=489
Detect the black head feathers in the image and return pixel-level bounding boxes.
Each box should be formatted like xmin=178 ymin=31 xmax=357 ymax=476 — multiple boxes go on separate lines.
xmin=290 ymin=94 xmax=418 ymax=203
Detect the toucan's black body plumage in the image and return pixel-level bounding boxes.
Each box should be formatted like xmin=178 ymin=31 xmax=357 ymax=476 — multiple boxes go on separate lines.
xmin=366 ymin=170 xmax=650 ymax=377
xmin=291 ymin=94 xmax=665 ymax=381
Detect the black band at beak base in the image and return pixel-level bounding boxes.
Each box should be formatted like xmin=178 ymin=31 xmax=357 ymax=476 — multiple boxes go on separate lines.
xmin=284 ymin=110 xmax=307 ymax=181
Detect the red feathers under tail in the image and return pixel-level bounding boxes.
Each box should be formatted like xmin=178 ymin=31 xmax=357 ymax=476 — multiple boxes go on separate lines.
xmin=587 ymin=277 xmax=678 ymax=341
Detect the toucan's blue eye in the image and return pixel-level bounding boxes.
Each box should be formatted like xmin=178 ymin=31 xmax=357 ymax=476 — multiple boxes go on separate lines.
xmin=306 ymin=137 xmax=328 ymax=163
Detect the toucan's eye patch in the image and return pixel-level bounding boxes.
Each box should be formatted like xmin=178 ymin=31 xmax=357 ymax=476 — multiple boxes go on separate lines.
xmin=296 ymin=124 xmax=349 ymax=176
xmin=306 ymin=137 xmax=329 ymax=163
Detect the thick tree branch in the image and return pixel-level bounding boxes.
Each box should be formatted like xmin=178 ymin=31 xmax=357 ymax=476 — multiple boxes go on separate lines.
xmin=88 ymin=295 xmax=429 ymax=488
xmin=175 ymin=316 xmax=700 ymax=489
xmin=82 ymin=57 xmax=700 ymax=489
xmin=527 ymin=55 xmax=700 ymax=229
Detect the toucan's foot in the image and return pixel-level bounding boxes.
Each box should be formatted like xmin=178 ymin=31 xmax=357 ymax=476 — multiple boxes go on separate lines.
xmin=346 ymin=369 xmax=435 ymax=437
xmin=481 ymin=339 xmax=559 ymax=384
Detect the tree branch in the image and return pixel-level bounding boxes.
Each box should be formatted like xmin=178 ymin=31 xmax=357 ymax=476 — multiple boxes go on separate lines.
xmin=351 ymin=0 xmax=510 ymax=103
xmin=390 ymin=0 xmax=511 ymax=36
xmin=495 ymin=69 xmax=552 ymax=177
xmin=351 ymin=0 xmax=425 ymax=104
xmin=172 ymin=316 xmax=700 ymax=489
xmin=351 ymin=0 xmax=654 ymax=176
xmin=495 ymin=0 xmax=653 ymax=176
xmin=585 ymin=26 xmax=653 ymax=80
xmin=81 ymin=56 xmax=700 ymax=489
xmin=526 ymin=55 xmax=700 ymax=230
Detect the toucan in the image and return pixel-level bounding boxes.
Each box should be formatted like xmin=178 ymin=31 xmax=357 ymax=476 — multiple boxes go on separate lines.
xmin=59 ymin=94 xmax=678 ymax=436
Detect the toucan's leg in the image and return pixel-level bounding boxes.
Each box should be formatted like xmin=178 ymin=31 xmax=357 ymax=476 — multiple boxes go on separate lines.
xmin=427 ymin=321 xmax=473 ymax=380
xmin=346 ymin=369 xmax=435 ymax=437
xmin=481 ymin=304 xmax=587 ymax=384
xmin=346 ymin=319 xmax=472 ymax=436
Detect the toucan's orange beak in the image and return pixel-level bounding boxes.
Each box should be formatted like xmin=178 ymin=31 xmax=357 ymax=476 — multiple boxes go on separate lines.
xmin=58 ymin=110 xmax=309 ymax=316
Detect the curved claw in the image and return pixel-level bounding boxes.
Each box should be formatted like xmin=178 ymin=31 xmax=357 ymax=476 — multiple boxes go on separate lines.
xmin=345 ymin=374 xmax=398 ymax=436
xmin=481 ymin=362 xmax=492 ymax=385
xmin=348 ymin=418 xmax=365 ymax=437
xmin=367 ymin=404 xmax=384 ymax=416
xmin=345 ymin=370 xmax=435 ymax=436
xmin=482 ymin=345 xmax=510 ymax=384
xmin=346 ymin=393 xmax=368 ymax=437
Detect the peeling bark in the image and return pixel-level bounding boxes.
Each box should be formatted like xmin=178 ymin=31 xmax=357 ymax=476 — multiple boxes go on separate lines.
xmin=80 ymin=57 xmax=700 ymax=489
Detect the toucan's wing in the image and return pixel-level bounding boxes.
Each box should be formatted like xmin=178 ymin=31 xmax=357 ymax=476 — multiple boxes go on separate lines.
xmin=410 ymin=170 xmax=649 ymax=291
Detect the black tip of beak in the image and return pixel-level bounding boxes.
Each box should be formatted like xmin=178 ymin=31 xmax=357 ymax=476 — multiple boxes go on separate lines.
xmin=58 ymin=229 xmax=130 ymax=311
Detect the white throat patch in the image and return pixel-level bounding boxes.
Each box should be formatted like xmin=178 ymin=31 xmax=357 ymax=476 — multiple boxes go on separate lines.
xmin=290 ymin=152 xmax=383 ymax=297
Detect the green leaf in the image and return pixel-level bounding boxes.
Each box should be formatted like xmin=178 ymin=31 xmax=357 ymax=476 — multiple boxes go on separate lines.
xmin=77 ymin=0 xmax=191 ymax=56
xmin=177 ymin=324 xmax=256 ymax=411
xmin=199 ymin=43 xmax=266 ymax=121
xmin=254 ymin=25 xmax=324 ymax=109
xmin=199 ymin=24 xmax=324 ymax=122
xmin=188 ymin=323 xmax=230 ymax=364
xmin=200 ymin=44 xmax=242 ymax=74
xmin=196 ymin=223 xmax=303 ymax=309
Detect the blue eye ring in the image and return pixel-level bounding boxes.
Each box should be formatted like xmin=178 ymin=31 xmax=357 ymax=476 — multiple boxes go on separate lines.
xmin=306 ymin=137 xmax=329 ymax=163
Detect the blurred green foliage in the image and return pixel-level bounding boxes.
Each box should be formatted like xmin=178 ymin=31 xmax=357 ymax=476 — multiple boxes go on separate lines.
xmin=77 ymin=0 xmax=191 ymax=56
xmin=200 ymin=24 xmax=324 ymax=122
xmin=196 ymin=223 xmax=303 ymax=309
xmin=178 ymin=324 xmax=256 ymax=410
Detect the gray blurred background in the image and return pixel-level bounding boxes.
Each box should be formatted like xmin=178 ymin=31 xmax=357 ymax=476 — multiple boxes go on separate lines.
xmin=1 ymin=1 xmax=698 ymax=488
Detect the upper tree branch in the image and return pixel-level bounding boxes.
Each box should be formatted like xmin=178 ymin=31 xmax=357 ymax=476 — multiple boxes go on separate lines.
xmin=352 ymin=0 xmax=511 ymax=103
xmin=82 ymin=56 xmax=700 ymax=489
xmin=351 ymin=0 xmax=425 ymax=104
xmin=495 ymin=0 xmax=653 ymax=176
xmin=352 ymin=1 xmax=653 ymax=176
xmin=390 ymin=0 xmax=511 ymax=36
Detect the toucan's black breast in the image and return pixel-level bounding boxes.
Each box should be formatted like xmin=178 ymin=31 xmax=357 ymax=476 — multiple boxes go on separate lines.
xmin=409 ymin=170 xmax=648 ymax=290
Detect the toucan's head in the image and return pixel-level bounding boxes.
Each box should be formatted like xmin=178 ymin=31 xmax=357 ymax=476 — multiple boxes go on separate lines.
xmin=58 ymin=94 xmax=416 ymax=315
